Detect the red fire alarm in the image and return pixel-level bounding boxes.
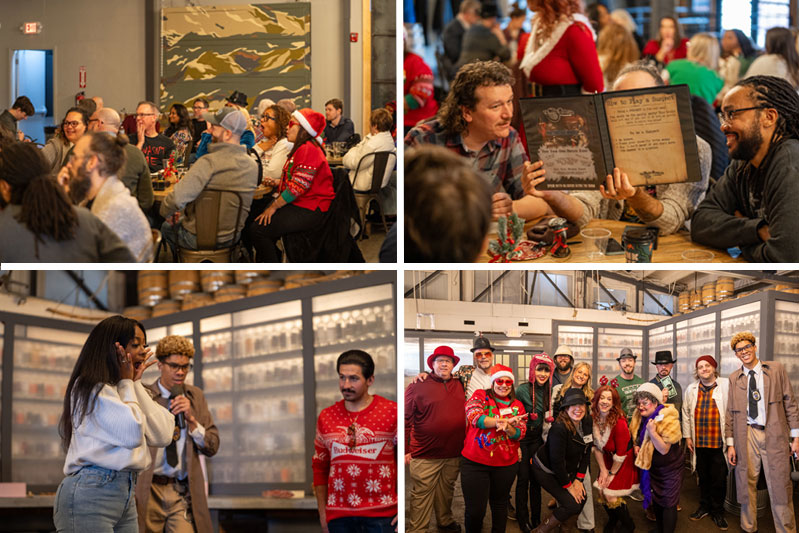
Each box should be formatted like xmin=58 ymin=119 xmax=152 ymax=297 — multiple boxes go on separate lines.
xmin=350 ymin=32 xmax=358 ymax=43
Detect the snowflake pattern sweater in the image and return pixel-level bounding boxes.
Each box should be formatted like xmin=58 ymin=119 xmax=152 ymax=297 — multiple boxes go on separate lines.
xmin=312 ymin=395 xmax=397 ymax=523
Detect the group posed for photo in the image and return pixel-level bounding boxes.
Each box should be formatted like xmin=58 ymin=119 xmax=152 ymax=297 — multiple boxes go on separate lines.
xmin=0 ymin=90 xmax=398 ymax=263
xmin=53 ymin=315 xmax=397 ymax=532
xmin=404 ymin=0 xmax=799 ymax=262
xmin=405 ymin=333 xmax=799 ymax=533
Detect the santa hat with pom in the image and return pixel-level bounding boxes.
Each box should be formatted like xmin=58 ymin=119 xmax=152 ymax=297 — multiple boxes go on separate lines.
xmin=292 ymin=108 xmax=325 ymax=145
xmin=528 ymin=353 xmax=555 ymax=423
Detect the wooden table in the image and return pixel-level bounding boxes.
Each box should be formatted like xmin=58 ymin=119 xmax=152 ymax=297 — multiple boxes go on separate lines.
xmin=153 ymin=183 xmax=272 ymax=202
xmin=479 ymin=219 xmax=746 ymax=263
xmin=327 ymin=156 xmax=343 ymax=167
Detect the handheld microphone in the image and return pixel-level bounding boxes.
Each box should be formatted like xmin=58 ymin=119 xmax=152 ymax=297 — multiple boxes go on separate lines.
xmin=170 ymin=385 xmax=186 ymax=429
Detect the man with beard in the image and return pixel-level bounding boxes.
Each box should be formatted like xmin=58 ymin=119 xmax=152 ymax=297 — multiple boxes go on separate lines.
xmin=160 ymin=106 xmax=257 ymax=254
xmin=135 ymin=335 xmax=220 ymax=533
xmin=129 ymin=101 xmax=175 ymax=173
xmin=57 ymin=132 xmax=153 ymax=261
xmin=614 ymin=347 xmax=645 ymax=422
xmin=405 ymin=346 xmax=465 ymax=533
xmin=650 ymin=351 xmax=683 ymax=416
xmin=692 ymin=75 xmax=799 ymax=261
xmin=313 ymin=350 xmax=397 ymax=533
xmin=405 ymin=60 xmax=550 ymax=221
xmin=552 ymin=346 xmax=574 ymax=387
xmin=89 ymin=107 xmax=153 ymax=212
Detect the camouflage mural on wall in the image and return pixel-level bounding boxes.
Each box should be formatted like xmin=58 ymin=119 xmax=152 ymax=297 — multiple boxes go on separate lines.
xmin=161 ymin=3 xmax=311 ymax=116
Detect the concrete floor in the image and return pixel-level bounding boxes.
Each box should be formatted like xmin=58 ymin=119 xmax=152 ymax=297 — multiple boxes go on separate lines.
xmin=405 ymin=458 xmax=797 ymax=532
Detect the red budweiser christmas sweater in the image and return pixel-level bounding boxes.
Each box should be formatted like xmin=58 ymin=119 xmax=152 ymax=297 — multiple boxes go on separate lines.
xmin=312 ymin=395 xmax=397 ymax=522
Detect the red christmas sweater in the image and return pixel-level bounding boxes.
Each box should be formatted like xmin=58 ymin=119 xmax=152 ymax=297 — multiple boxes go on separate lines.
xmin=279 ymin=142 xmax=335 ymax=212
xmin=312 ymin=395 xmax=397 ymax=523
xmin=462 ymin=389 xmax=526 ymax=467
xmin=404 ymin=52 xmax=439 ymax=128
xmin=642 ymin=38 xmax=688 ymax=65
xmin=517 ymin=23 xmax=603 ymax=92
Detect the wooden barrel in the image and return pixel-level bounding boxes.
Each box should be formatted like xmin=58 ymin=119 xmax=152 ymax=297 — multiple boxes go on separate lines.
xmin=169 ymin=271 xmax=200 ymax=300
xmin=246 ymin=279 xmax=283 ymax=297
xmin=123 ymin=306 xmax=152 ymax=321
xmin=200 ymin=271 xmax=233 ymax=293
xmin=182 ymin=292 xmax=214 ymax=310
xmin=137 ymin=271 xmax=168 ymax=306
xmin=716 ymin=277 xmax=734 ymax=300
xmin=678 ymin=292 xmax=690 ymax=314
xmin=702 ymin=282 xmax=716 ymax=306
xmin=152 ymin=299 xmax=181 ymax=317
xmin=214 ymin=284 xmax=246 ymax=303
xmin=690 ymin=290 xmax=702 ymax=310
xmin=235 ymin=270 xmax=269 ymax=285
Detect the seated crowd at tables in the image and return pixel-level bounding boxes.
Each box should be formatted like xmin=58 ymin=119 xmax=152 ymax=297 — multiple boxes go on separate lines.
xmin=404 ymin=0 xmax=799 ymax=262
xmin=405 ymin=333 xmax=799 ymax=533
xmin=0 ymin=90 xmax=397 ymax=263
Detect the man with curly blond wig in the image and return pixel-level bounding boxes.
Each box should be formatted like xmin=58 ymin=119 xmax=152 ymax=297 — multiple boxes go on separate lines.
xmin=405 ymin=60 xmax=550 ymax=223
xmin=725 ymin=331 xmax=799 ymax=533
xmin=135 ymin=335 xmax=219 ymax=533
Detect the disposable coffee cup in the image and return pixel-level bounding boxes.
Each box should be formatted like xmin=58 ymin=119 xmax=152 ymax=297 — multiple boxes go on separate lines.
xmin=623 ymin=228 xmax=655 ymax=263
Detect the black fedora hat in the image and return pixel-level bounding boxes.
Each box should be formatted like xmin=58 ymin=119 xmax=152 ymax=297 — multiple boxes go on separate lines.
xmin=651 ymin=350 xmax=677 ymax=365
xmin=471 ymin=335 xmax=494 ymax=353
xmin=560 ymin=387 xmax=589 ymax=409
xmin=226 ymin=90 xmax=248 ymax=108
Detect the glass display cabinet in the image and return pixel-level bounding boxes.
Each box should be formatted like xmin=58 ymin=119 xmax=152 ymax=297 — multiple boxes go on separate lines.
xmin=774 ymin=300 xmax=799 ymax=382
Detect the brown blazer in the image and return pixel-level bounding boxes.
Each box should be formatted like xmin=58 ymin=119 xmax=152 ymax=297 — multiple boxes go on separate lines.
xmin=135 ymin=381 xmax=220 ymax=533
xmin=724 ymin=360 xmax=799 ymax=506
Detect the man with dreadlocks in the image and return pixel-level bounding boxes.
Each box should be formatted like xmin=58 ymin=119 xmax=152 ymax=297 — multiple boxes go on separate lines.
xmin=691 ymin=75 xmax=799 ymax=262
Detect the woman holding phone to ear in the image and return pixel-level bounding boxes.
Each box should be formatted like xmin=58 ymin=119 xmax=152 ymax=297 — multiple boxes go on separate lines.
xmin=54 ymin=316 xmax=174 ymax=533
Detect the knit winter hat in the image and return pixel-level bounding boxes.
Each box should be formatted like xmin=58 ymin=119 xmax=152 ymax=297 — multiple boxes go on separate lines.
xmin=636 ymin=382 xmax=663 ymax=403
xmin=490 ymin=364 xmax=514 ymax=383
xmin=695 ymin=355 xmax=717 ymax=369
xmin=528 ymin=353 xmax=555 ymax=423
xmin=292 ymin=108 xmax=325 ymax=145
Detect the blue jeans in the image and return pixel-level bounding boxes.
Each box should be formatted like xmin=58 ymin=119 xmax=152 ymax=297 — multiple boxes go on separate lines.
xmin=328 ymin=515 xmax=395 ymax=533
xmin=53 ymin=465 xmax=138 ymax=533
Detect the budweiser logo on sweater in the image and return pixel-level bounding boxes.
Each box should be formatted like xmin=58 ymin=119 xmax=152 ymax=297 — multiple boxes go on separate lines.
xmin=331 ymin=440 xmax=388 ymax=460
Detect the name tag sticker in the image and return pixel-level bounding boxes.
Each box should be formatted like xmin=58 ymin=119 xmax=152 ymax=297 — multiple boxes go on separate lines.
xmin=499 ymin=407 xmax=514 ymax=417
xmin=583 ymin=435 xmax=593 ymax=444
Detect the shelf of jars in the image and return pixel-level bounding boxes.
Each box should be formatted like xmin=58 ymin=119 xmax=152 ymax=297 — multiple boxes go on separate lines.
xmin=774 ymin=301 xmax=799 ymax=381
xmin=556 ymin=325 xmax=594 ymax=363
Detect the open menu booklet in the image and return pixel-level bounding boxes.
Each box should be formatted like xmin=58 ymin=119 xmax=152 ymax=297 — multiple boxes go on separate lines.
xmin=519 ymin=84 xmax=701 ymax=190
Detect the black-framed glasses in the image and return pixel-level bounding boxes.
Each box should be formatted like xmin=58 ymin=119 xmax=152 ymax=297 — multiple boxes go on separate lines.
xmin=163 ymin=362 xmax=193 ymax=372
xmin=733 ymin=343 xmax=754 ymax=354
xmin=717 ymin=106 xmax=765 ymax=124
xmin=64 ymin=120 xmax=82 ymax=128
xmin=261 ymin=115 xmax=277 ymax=122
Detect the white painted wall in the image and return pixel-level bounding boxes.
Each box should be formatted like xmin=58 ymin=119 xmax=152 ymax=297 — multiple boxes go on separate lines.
xmin=404 ymin=298 xmax=662 ymax=335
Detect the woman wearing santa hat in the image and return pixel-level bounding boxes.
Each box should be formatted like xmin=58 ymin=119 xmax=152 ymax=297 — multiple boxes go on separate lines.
xmin=461 ymin=364 xmax=527 ymax=533
xmin=591 ymin=380 xmax=638 ymax=533
xmin=515 ymin=353 xmax=555 ymax=533
xmin=681 ymin=355 xmax=730 ymax=530
xmin=249 ymin=107 xmax=335 ymax=262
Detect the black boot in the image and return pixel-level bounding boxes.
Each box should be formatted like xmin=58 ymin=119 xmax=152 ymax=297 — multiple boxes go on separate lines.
xmin=617 ymin=503 xmax=635 ymax=533
xmin=603 ymin=505 xmax=619 ymax=533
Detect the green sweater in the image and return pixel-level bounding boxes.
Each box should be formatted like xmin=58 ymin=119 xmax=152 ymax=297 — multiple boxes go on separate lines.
xmin=615 ymin=374 xmax=646 ymax=422
xmin=666 ymin=59 xmax=724 ymax=105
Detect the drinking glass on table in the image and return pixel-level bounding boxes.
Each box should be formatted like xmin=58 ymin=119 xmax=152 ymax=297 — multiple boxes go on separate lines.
xmin=580 ymin=227 xmax=611 ymax=260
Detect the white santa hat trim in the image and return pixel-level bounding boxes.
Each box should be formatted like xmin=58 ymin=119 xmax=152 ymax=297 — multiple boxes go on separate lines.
xmin=491 ymin=370 xmax=514 ymax=383
xmin=292 ymin=109 xmax=324 ymax=145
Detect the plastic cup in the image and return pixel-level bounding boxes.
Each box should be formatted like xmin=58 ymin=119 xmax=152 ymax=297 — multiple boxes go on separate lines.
xmin=580 ymin=228 xmax=611 ymax=260
xmin=681 ymin=249 xmax=715 ymax=262
xmin=623 ymin=228 xmax=656 ymax=263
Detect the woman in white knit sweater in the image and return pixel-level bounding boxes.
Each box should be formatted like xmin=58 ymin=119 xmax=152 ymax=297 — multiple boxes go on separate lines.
xmin=54 ymin=316 xmax=174 ymax=533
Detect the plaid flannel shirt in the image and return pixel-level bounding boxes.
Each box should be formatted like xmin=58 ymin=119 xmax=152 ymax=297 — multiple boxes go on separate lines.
xmin=404 ymin=118 xmax=529 ymax=199
xmin=694 ymin=381 xmax=722 ymax=448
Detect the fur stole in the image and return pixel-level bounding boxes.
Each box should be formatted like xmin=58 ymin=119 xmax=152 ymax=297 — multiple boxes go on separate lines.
xmin=629 ymin=404 xmax=681 ymax=471
xmin=520 ymin=13 xmax=596 ymax=77
xmin=593 ymin=419 xmax=613 ymax=451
